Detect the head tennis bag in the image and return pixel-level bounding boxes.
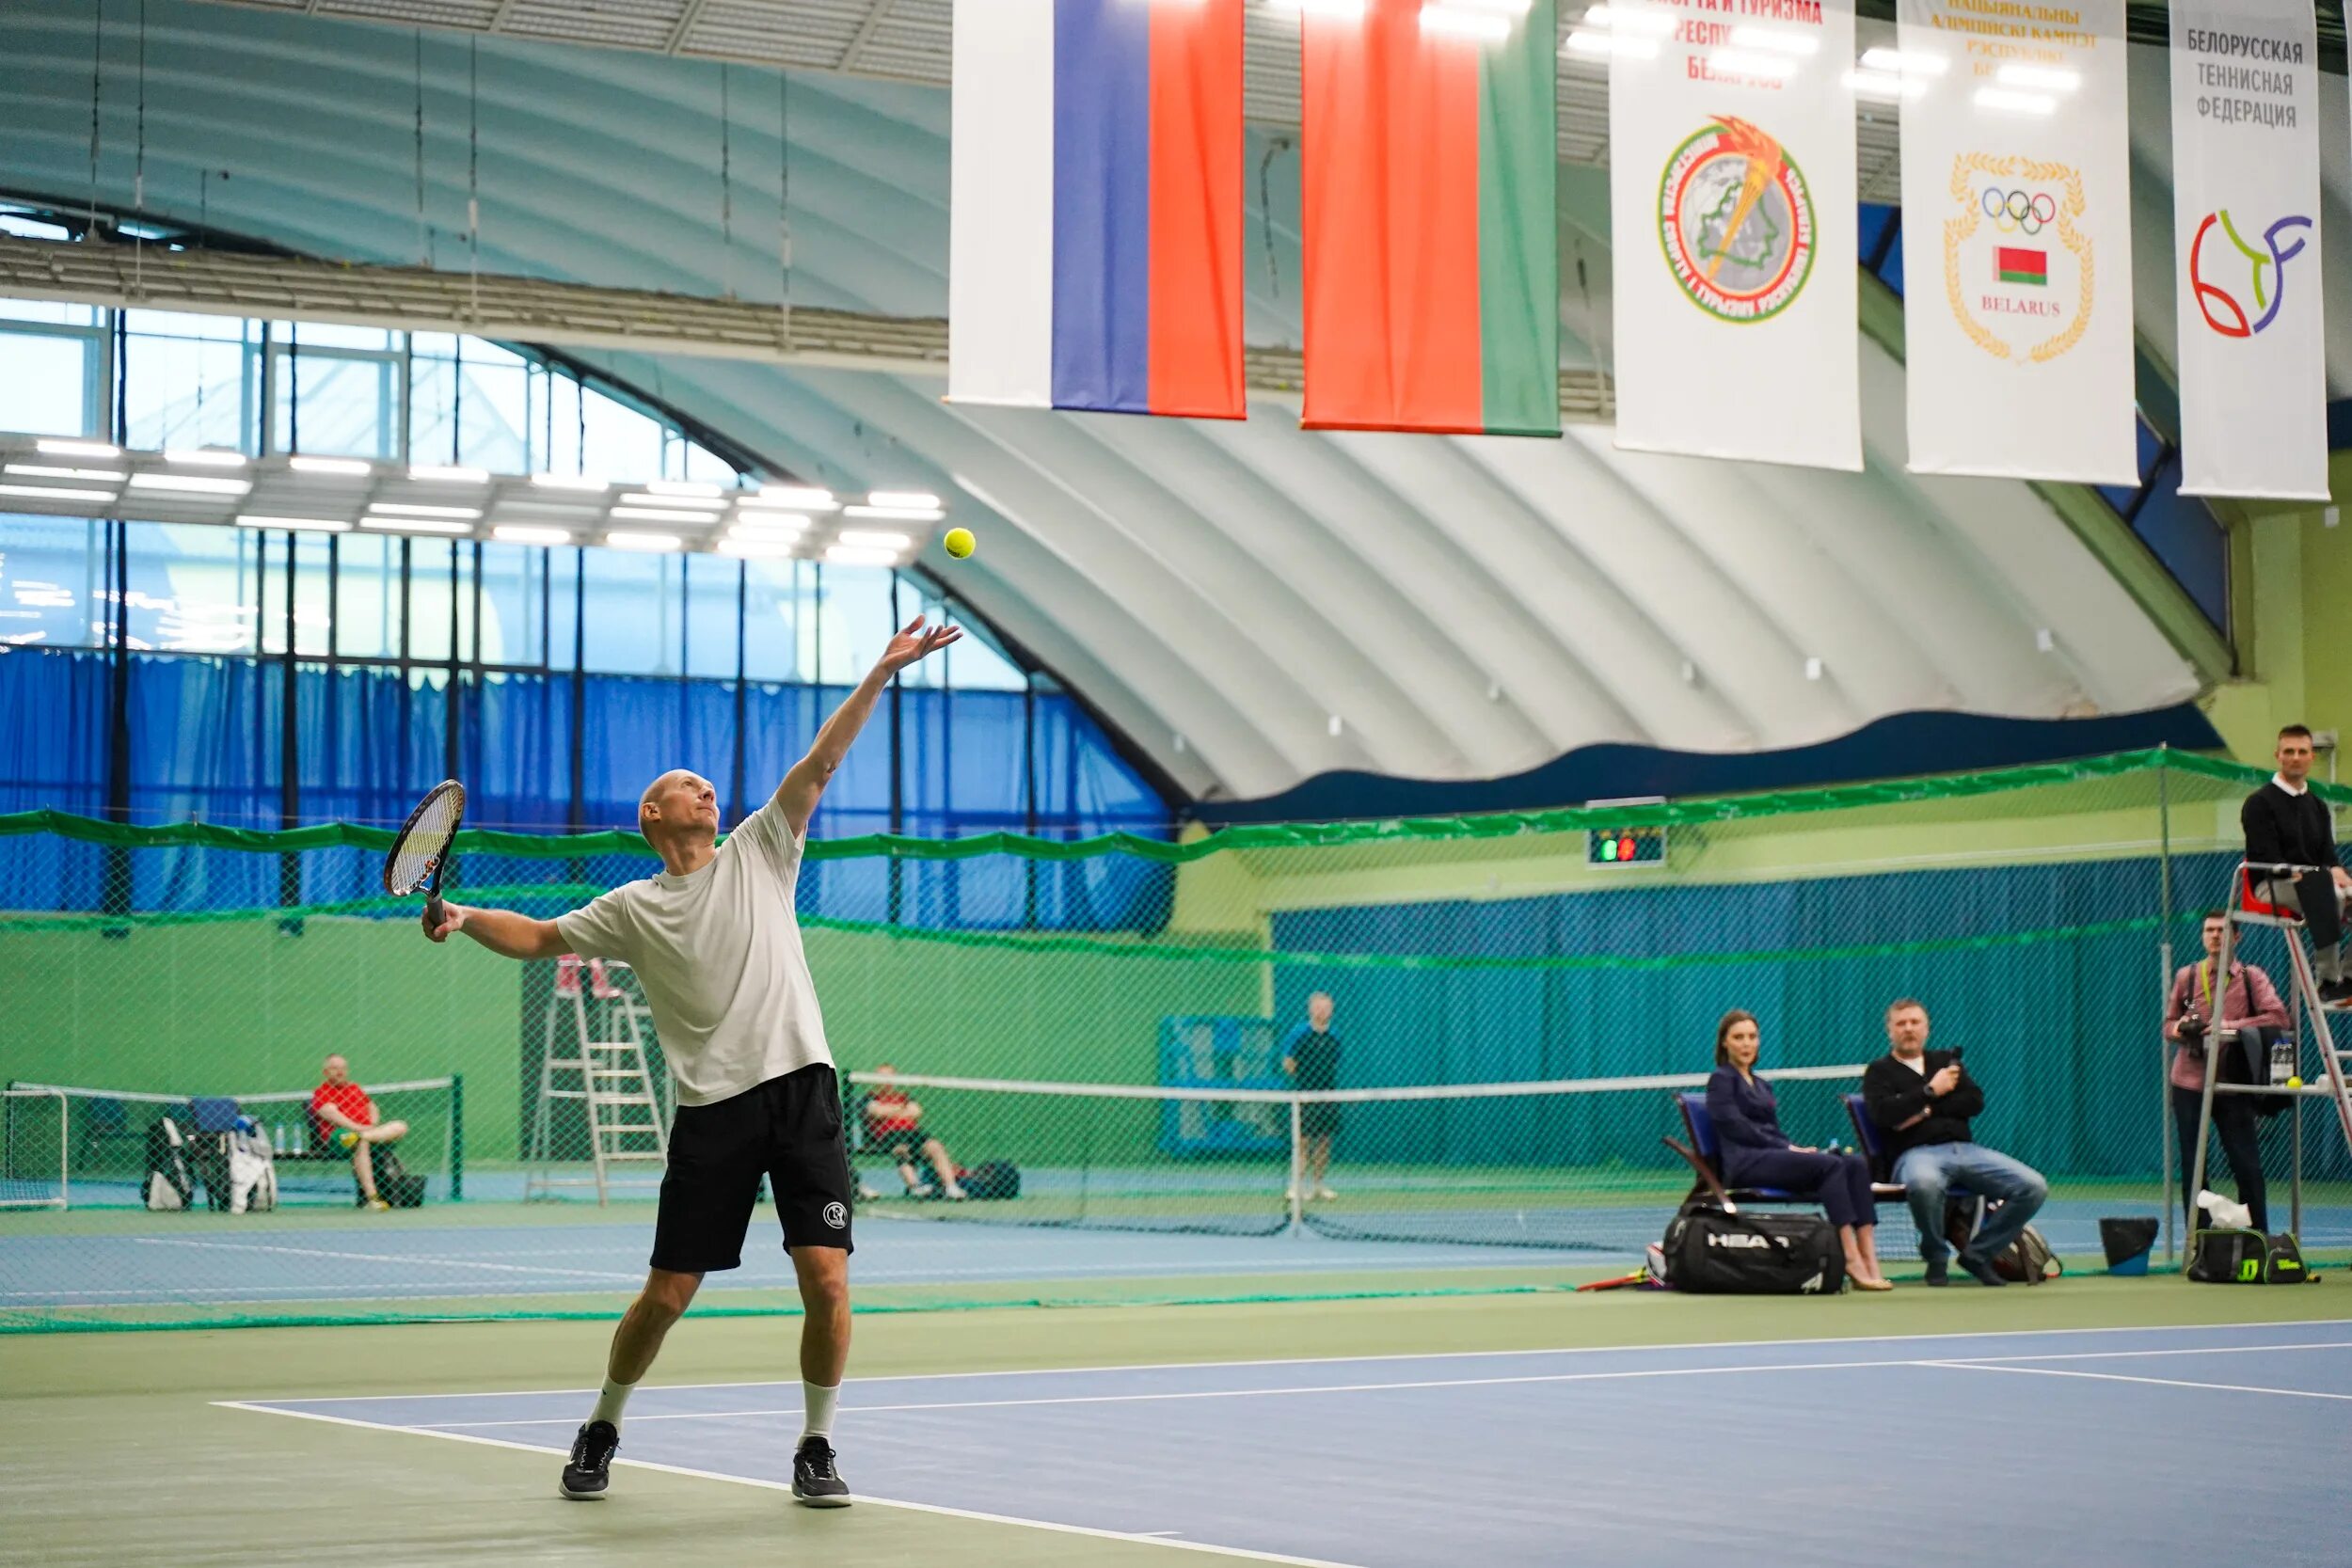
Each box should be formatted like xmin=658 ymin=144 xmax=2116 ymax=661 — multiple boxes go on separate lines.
xmin=1661 ymin=1205 xmax=1846 ymax=1295
xmin=961 ymin=1160 xmax=1020 ymax=1201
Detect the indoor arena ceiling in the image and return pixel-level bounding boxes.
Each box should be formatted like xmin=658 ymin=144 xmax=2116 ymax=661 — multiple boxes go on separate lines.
xmin=5 ymin=0 xmax=2318 ymax=803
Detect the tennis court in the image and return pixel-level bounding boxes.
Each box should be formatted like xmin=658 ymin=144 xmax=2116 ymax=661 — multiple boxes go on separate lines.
xmin=10 ymin=1286 xmax=2349 ymax=1568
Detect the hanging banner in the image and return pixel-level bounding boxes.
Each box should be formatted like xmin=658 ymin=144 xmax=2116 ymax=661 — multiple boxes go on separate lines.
xmin=2168 ymin=0 xmax=2327 ymax=500
xmin=1897 ymin=0 xmax=2136 ymax=483
xmin=948 ymin=0 xmax=1246 ymax=419
xmin=1607 ymin=0 xmax=1859 ymax=469
xmin=1299 ymin=0 xmax=1559 ymax=435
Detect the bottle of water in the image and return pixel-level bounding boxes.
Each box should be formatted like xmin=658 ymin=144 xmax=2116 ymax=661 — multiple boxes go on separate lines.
xmin=2270 ymin=1037 xmax=2296 ymax=1087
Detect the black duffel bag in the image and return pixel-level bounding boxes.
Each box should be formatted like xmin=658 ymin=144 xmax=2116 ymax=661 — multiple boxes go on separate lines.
xmin=1662 ymin=1204 xmax=1846 ymax=1295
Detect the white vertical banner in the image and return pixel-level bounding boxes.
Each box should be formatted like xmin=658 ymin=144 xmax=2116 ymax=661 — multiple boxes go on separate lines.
xmin=2168 ymin=0 xmax=2327 ymax=500
xmin=1607 ymin=0 xmax=1860 ymax=469
xmin=1896 ymin=0 xmax=2136 ymax=482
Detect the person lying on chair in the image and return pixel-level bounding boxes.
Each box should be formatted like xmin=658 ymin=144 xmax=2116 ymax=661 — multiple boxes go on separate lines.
xmin=1706 ymin=1010 xmax=1890 ymax=1291
xmin=310 ymin=1053 xmax=409 ymax=1212
xmin=1862 ymin=999 xmax=2048 ymax=1287
xmin=857 ymin=1066 xmax=966 ymax=1201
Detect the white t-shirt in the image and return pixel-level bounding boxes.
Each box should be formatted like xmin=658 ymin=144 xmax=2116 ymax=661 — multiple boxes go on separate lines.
xmin=556 ymin=799 xmax=831 ymax=1106
xmin=1899 ymin=1053 xmax=1929 ymax=1077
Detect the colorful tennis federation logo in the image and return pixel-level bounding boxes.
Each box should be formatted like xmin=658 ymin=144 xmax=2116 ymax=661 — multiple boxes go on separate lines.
xmin=1657 ymin=117 xmax=1817 ymax=324
xmin=2189 ymin=210 xmax=2312 ymax=339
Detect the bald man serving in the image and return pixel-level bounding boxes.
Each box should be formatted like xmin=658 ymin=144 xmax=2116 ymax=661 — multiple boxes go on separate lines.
xmin=424 ymin=615 xmax=959 ymax=1508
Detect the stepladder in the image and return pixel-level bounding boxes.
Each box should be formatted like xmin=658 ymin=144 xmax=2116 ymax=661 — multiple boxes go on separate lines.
xmin=2193 ymin=862 xmax=2352 ymax=1239
xmin=526 ymin=956 xmax=669 ymax=1205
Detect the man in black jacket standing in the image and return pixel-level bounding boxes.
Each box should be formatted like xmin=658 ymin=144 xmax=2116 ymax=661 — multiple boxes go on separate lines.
xmin=1863 ymin=999 xmax=2048 ymax=1287
xmin=2243 ymin=724 xmax=2352 ymax=1005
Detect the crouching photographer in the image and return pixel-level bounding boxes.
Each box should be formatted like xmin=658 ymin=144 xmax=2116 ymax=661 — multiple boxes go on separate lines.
xmin=2166 ymin=911 xmax=2292 ymax=1235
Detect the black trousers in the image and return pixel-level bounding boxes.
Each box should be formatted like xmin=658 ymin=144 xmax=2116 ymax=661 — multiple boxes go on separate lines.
xmin=2172 ymin=1081 xmax=2268 ymax=1235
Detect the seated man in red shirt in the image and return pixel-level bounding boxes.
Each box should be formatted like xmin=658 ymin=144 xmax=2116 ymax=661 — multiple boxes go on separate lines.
xmin=858 ymin=1065 xmax=965 ymax=1201
xmin=310 ymin=1053 xmax=410 ymax=1211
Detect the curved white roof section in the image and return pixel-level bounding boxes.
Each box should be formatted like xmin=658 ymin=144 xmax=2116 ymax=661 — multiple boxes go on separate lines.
xmin=0 ymin=1 xmax=2212 ymax=803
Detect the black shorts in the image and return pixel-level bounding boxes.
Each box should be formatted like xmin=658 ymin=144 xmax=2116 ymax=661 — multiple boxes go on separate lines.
xmin=651 ymin=1064 xmax=854 ymax=1273
xmin=1300 ymin=1101 xmax=1343 ymax=1141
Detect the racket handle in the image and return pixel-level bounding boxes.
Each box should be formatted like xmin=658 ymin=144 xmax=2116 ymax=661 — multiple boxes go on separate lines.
xmin=423 ymin=894 xmax=448 ymax=938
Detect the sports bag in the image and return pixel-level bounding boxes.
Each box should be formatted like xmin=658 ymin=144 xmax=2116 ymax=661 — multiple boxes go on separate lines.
xmin=1661 ymin=1205 xmax=1845 ymax=1295
xmin=2188 ymin=1228 xmax=2316 ymax=1284
xmin=1943 ymin=1197 xmax=2061 ymax=1284
xmin=143 ymin=1116 xmax=194 ymax=1212
xmin=961 ymin=1160 xmax=1020 ymax=1201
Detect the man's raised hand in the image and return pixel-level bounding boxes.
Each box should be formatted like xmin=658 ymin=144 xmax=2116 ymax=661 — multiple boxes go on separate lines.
xmin=880 ymin=615 xmax=962 ymax=674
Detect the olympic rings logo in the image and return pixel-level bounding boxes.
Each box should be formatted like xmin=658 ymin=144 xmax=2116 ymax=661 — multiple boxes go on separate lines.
xmin=1981 ymin=188 xmax=2057 ymax=235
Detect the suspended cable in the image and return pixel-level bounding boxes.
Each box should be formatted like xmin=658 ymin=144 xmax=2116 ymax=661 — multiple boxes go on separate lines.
xmin=720 ymin=63 xmax=735 ymax=300
xmin=467 ymin=36 xmax=481 ymax=322
xmin=134 ymin=0 xmax=147 ymax=293
xmin=87 ymin=0 xmax=103 ymax=237
xmin=414 ymin=29 xmax=428 ymax=266
xmin=778 ymin=66 xmax=792 ymax=344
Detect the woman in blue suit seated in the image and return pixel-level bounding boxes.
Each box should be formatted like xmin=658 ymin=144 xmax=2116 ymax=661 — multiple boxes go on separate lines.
xmin=1707 ymin=1009 xmax=1891 ymax=1291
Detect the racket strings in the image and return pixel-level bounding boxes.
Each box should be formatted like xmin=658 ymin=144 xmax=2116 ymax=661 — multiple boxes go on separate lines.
xmin=387 ymin=786 xmax=464 ymax=895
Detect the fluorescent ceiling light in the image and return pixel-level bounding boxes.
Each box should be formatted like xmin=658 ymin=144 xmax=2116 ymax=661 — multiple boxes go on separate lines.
xmin=617 ymin=492 xmax=725 ymax=511
xmin=643 ymin=481 xmax=724 ymax=499
xmin=1728 ymin=24 xmax=1817 ymax=55
xmin=163 ymin=448 xmax=249 ymax=467
xmin=0 ymin=483 xmax=119 ymax=500
xmin=408 ymin=464 xmax=490 ymax=483
xmin=236 ymin=515 xmax=351 ymax=532
xmin=1974 ymin=86 xmax=2056 ymax=115
xmin=128 ymin=473 xmax=252 ymax=496
xmin=1581 ymin=4 xmax=1674 ymax=36
xmin=1995 ymin=63 xmax=2079 ymax=92
xmin=837 ymin=530 xmax=913 ymax=549
xmin=6 ymin=464 xmax=124 ymax=481
xmin=531 ymin=472 xmax=609 ymax=492
xmin=368 ymin=501 xmax=482 ymax=519
xmin=1861 ymin=45 xmax=1947 ymax=75
xmin=493 ymin=524 xmax=572 ymax=545
xmin=1844 ymin=68 xmax=1925 ymax=100
xmin=1708 ymin=48 xmax=1798 ymax=79
xmin=716 ymin=537 xmax=800 ymax=559
xmin=287 ymin=455 xmax=373 ymax=477
xmin=1420 ymin=5 xmax=1510 ymax=40
xmin=755 ymin=485 xmax=836 ymax=510
xmin=606 ymin=531 xmax=682 ymax=552
xmin=843 ymin=504 xmax=946 ymax=521
xmin=1563 ymin=28 xmax=1655 ymax=56
xmin=609 ymin=505 xmax=720 ymax=525
xmin=824 ymin=546 xmax=902 ymax=567
xmin=728 ymin=515 xmax=810 ymax=533
xmin=36 ymin=438 xmax=121 ymax=459
xmin=360 ymin=515 xmax=474 ymax=535
xmin=866 ymin=490 xmax=941 ymax=511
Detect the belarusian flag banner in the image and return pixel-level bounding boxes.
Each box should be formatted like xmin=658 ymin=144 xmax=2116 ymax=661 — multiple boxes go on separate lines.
xmin=1897 ymin=0 xmax=2136 ymax=483
xmin=2168 ymin=0 xmax=2327 ymax=500
xmin=1298 ymin=0 xmax=1559 ymax=435
xmin=1607 ymin=0 xmax=1860 ymax=470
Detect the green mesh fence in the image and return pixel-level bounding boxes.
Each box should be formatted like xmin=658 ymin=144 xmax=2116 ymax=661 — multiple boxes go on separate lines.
xmin=4 ymin=747 xmax=2349 ymax=1331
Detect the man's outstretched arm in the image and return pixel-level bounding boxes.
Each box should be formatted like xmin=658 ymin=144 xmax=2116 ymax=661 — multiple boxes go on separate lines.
xmin=427 ymin=903 xmax=568 ymax=959
xmin=773 ymin=614 xmax=961 ymax=836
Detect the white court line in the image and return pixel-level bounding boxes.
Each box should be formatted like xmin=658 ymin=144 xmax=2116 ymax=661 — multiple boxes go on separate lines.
xmin=1930 ymin=1361 xmax=2352 ymax=1403
xmin=408 ymin=1340 xmax=2352 ymax=1430
xmin=264 ymin=1318 xmax=2352 ymax=1405
xmin=130 ymin=1236 xmax=643 ymax=1282
xmin=213 ymin=1401 xmax=1359 ymax=1567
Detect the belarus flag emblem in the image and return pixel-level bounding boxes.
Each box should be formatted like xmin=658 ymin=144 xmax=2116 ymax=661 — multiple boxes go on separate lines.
xmin=1996 ymin=246 xmax=2048 ymax=287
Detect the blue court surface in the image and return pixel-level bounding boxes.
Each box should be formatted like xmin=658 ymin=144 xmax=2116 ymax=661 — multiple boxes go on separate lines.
xmin=226 ymin=1321 xmax=2352 ymax=1567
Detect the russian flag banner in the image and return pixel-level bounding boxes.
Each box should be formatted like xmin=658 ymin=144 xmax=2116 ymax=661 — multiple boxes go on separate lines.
xmin=949 ymin=0 xmax=1246 ymax=420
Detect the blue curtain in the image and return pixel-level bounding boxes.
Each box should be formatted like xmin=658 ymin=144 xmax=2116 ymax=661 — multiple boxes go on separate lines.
xmin=1 ymin=648 xmax=1172 ymax=931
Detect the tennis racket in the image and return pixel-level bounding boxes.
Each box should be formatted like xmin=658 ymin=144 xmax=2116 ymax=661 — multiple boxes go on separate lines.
xmin=385 ymin=779 xmax=466 ymax=937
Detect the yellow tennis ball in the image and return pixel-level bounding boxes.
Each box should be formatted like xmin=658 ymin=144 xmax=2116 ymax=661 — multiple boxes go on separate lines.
xmin=943 ymin=527 xmax=976 ymax=560
xmin=2288 ymin=1075 xmax=2303 ymax=1088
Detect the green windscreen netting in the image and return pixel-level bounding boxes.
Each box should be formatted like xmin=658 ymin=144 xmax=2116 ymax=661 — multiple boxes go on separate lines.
xmin=4 ymin=748 xmax=2346 ymax=1330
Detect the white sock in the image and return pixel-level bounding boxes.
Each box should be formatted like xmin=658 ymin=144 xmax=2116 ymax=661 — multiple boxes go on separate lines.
xmin=802 ymin=1380 xmax=840 ymax=1441
xmin=591 ymin=1375 xmax=636 ymax=1429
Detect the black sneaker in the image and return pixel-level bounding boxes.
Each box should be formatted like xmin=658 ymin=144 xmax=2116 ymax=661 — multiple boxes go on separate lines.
xmin=2321 ymin=979 xmax=2352 ymax=1007
xmin=792 ymin=1434 xmax=851 ymax=1507
xmin=561 ymin=1419 xmax=618 ymax=1500
xmin=1923 ymin=1257 xmax=1950 ymax=1287
xmin=1957 ymin=1251 xmax=2008 ymax=1288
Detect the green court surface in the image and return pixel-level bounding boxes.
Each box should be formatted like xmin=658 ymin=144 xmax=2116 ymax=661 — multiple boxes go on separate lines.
xmin=6 ymin=1275 xmax=2346 ymax=1567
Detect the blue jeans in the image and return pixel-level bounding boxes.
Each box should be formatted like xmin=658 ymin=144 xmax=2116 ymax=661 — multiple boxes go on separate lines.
xmin=1892 ymin=1142 xmax=2049 ymax=1264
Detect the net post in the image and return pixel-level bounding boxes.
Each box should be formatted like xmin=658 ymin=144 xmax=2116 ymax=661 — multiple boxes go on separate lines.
xmin=449 ymin=1073 xmax=465 ymax=1202
xmin=1288 ymin=1096 xmax=1303 ymax=1233
xmin=58 ymin=1089 xmax=69 ymax=1210
xmin=2157 ymin=750 xmax=2175 ymax=1262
